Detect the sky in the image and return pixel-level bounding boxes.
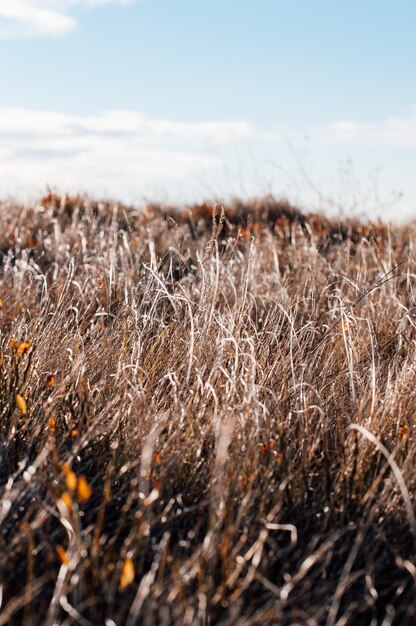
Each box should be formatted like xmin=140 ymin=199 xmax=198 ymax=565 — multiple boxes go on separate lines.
xmin=1 ymin=0 xmax=416 ymax=219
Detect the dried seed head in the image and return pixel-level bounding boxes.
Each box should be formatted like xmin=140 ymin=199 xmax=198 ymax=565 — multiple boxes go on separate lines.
xmin=17 ymin=341 xmax=30 ymax=356
xmin=77 ymin=476 xmax=92 ymax=502
xmin=60 ymin=492 xmax=73 ymax=513
xmin=56 ymin=545 xmax=69 ymax=565
xmin=16 ymin=395 xmax=27 ymax=415
xmin=119 ymin=558 xmax=135 ymax=589
xmin=47 ymin=374 xmax=56 ymax=388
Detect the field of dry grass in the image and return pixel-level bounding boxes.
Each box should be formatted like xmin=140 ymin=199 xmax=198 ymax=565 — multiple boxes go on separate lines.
xmin=1 ymin=194 xmax=416 ymax=625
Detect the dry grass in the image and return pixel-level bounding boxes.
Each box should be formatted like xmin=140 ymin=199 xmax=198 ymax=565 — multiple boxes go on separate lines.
xmin=0 ymin=193 xmax=416 ymax=625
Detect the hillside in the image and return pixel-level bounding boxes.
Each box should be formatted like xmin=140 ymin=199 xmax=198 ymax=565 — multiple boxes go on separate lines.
xmin=0 ymin=194 xmax=415 ymax=625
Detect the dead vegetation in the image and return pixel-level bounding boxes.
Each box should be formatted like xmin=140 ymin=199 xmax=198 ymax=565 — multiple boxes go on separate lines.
xmin=0 ymin=193 xmax=416 ymax=625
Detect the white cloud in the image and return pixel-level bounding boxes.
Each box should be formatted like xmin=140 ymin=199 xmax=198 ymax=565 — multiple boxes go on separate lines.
xmin=0 ymin=0 xmax=136 ymax=38
xmin=2 ymin=106 xmax=416 ymax=216
xmin=321 ymin=109 xmax=416 ymax=148
xmin=0 ymin=107 xmax=257 ymax=201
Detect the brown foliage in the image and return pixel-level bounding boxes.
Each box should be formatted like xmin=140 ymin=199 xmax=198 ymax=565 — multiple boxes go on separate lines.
xmin=0 ymin=194 xmax=415 ymax=625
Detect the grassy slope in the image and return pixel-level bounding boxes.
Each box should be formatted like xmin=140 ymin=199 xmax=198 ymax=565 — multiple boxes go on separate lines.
xmin=0 ymin=194 xmax=416 ymax=625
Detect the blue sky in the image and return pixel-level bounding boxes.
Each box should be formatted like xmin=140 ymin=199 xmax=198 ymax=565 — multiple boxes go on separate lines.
xmin=1 ymin=1 xmax=416 ymax=219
